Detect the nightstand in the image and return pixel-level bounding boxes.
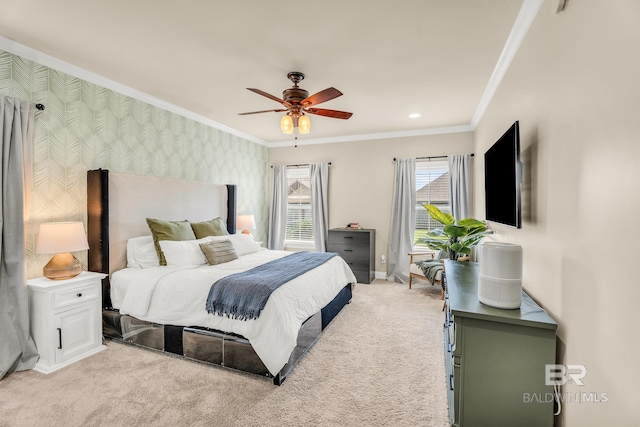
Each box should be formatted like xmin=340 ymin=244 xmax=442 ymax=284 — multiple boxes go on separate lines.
xmin=27 ymin=271 xmax=107 ymax=374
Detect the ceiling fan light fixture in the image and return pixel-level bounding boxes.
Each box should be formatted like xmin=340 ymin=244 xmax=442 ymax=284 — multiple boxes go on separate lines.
xmin=280 ymin=115 xmax=294 ymax=134
xmin=240 ymin=72 xmax=352 ymax=138
xmin=298 ymin=115 xmax=311 ymax=134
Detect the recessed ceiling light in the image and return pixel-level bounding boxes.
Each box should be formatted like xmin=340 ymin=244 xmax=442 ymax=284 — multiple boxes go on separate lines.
xmin=409 ymin=113 xmax=421 ymax=119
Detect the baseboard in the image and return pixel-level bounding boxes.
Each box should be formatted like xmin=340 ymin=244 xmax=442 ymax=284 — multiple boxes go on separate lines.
xmin=375 ymin=271 xmax=387 ymax=280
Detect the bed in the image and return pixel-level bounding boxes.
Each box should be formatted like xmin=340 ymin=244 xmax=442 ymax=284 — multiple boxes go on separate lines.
xmin=86 ymin=169 xmax=356 ymax=385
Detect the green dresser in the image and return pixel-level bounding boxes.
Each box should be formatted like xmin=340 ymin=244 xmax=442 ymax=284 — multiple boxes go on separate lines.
xmin=443 ymin=261 xmax=557 ymax=427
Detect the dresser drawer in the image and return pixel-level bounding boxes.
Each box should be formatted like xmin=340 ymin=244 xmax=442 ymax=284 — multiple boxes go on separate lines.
xmin=330 ymin=245 xmax=370 ymax=271
xmin=327 ymin=230 xmax=371 ymax=246
xmin=54 ymin=283 xmax=99 ymax=310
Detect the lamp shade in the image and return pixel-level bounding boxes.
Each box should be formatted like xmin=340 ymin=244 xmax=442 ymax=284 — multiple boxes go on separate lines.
xmin=236 ymin=215 xmax=256 ymax=233
xmin=280 ymin=115 xmax=293 ymax=134
xmin=298 ymin=115 xmax=311 ymax=134
xmin=36 ymin=222 xmax=89 ymax=254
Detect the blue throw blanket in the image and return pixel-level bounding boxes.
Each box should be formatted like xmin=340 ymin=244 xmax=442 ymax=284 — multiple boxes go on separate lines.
xmin=205 ymin=251 xmax=338 ymax=321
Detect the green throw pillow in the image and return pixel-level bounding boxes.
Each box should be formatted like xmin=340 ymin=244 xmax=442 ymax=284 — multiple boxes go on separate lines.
xmin=190 ymin=217 xmax=229 ymax=239
xmin=199 ymin=240 xmax=238 ymax=265
xmin=146 ymin=218 xmax=196 ymax=266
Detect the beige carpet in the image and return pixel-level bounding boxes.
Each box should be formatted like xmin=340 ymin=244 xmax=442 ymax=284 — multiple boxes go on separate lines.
xmin=0 ymin=279 xmax=448 ymax=427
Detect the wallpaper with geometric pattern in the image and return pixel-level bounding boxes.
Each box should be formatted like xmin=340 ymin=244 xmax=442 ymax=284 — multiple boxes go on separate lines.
xmin=0 ymin=49 xmax=269 ymax=279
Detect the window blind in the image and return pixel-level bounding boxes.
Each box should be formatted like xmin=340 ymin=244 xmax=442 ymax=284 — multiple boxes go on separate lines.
xmin=415 ymin=160 xmax=450 ymax=245
xmin=285 ymin=166 xmax=314 ymax=242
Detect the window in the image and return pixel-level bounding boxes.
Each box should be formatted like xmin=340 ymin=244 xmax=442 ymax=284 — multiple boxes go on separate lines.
xmin=285 ymin=166 xmax=314 ymax=245
xmin=415 ymin=160 xmax=450 ymax=247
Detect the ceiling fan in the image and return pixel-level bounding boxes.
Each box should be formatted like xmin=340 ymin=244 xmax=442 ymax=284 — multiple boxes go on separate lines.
xmin=238 ymin=71 xmax=353 ymax=136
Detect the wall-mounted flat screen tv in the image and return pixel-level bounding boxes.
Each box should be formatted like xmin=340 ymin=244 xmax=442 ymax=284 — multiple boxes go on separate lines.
xmin=484 ymin=121 xmax=522 ymax=228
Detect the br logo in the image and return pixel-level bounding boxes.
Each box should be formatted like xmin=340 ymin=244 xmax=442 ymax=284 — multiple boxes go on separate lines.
xmin=545 ymin=364 xmax=586 ymax=386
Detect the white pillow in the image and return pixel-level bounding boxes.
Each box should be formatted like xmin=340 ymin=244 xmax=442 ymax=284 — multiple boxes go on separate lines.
xmin=231 ymin=234 xmax=261 ymax=256
xmin=126 ymin=236 xmax=160 ymax=268
xmin=159 ymin=237 xmax=212 ymax=266
xmin=206 ymin=234 xmax=261 ymax=256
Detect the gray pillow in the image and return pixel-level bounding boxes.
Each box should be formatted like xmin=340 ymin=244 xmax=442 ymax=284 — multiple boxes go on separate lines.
xmin=199 ymin=240 xmax=239 ymax=265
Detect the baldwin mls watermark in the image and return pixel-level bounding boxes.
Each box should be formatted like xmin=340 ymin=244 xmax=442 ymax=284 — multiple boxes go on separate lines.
xmin=522 ymin=364 xmax=609 ymax=407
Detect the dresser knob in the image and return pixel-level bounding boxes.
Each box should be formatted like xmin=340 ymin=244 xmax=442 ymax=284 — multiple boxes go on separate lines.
xmin=77 ymin=293 xmax=82 ymax=298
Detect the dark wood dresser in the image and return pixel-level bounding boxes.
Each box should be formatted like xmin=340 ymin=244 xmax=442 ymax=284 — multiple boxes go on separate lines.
xmin=327 ymin=228 xmax=375 ymax=284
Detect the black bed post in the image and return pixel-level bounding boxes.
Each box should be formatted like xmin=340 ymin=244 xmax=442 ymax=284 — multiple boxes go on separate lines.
xmin=226 ymin=184 xmax=237 ymax=234
xmin=87 ymin=169 xmax=112 ymax=308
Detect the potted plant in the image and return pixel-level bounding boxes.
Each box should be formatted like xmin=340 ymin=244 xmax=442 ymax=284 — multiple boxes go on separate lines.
xmin=416 ymin=205 xmax=493 ymax=261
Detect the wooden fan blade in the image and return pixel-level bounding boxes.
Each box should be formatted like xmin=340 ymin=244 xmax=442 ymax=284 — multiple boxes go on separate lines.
xmin=305 ymin=108 xmax=353 ymax=120
xmin=238 ymin=109 xmax=287 ymax=115
xmin=247 ymin=88 xmax=292 ymax=108
xmin=301 ymin=87 xmax=343 ymax=107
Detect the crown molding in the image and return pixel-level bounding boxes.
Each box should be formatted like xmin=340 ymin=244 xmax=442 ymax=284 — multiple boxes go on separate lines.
xmin=0 ymin=36 xmax=267 ymax=146
xmin=469 ymin=0 xmax=543 ymax=129
xmin=271 ymin=0 xmax=543 ymax=146
xmin=0 ymin=0 xmax=542 ymax=148
xmin=272 ymin=0 xmax=543 ymax=146
xmin=268 ymin=124 xmax=475 ymax=148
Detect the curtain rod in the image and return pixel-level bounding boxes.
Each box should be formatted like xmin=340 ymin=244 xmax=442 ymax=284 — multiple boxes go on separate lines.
xmin=271 ymin=162 xmax=332 ymax=168
xmin=393 ymin=154 xmax=474 ymax=161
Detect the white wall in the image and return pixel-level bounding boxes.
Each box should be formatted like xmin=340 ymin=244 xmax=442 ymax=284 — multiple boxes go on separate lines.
xmin=269 ymin=132 xmax=473 ymax=274
xmin=474 ymin=1 xmax=640 ymax=425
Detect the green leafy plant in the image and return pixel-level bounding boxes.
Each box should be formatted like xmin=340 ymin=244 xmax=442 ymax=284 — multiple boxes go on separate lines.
xmin=417 ymin=205 xmax=493 ymax=260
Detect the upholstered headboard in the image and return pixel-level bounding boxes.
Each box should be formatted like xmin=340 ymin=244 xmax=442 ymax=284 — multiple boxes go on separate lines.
xmin=87 ymin=170 xmax=236 ymax=307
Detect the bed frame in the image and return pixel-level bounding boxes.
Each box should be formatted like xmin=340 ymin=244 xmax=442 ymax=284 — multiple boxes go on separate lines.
xmin=86 ymin=169 xmax=352 ymax=385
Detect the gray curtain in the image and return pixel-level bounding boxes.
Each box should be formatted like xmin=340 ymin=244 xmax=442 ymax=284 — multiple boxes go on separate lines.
xmin=448 ymin=154 xmax=472 ymax=221
xmin=0 ymin=95 xmax=39 ymax=380
xmin=387 ymin=158 xmax=416 ymax=283
xmin=310 ymin=162 xmax=329 ymax=252
xmin=268 ymin=165 xmax=288 ymax=250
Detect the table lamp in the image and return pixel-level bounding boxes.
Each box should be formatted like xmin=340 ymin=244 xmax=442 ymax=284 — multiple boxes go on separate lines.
xmin=36 ymin=222 xmax=89 ymax=280
xmin=236 ymin=215 xmax=256 ymax=235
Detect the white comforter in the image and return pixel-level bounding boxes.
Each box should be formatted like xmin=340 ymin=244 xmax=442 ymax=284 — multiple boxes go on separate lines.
xmin=111 ymin=249 xmax=356 ymax=375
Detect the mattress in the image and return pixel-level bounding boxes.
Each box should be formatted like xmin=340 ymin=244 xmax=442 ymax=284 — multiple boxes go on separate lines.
xmin=110 ymin=249 xmax=357 ymax=375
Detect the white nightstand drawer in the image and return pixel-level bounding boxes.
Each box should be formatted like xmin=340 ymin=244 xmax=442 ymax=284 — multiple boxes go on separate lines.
xmin=54 ymin=283 xmax=99 ymax=310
